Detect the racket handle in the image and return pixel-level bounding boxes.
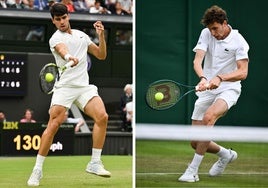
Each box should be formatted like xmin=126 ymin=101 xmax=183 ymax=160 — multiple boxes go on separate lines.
xmin=65 ymin=60 xmax=74 ymax=68
xmin=195 ymin=83 xmax=209 ymax=91
xmin=61 ymin=60 xmax=74 ymax=71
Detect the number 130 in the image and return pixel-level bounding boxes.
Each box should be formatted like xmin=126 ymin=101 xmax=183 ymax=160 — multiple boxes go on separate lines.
xmin=13 ymin=135 xmax=41 ymax=150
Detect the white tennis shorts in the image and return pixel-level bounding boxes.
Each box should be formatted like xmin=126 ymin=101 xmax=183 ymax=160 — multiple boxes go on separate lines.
xmin=50 ymin=85 xmax=99 ymax=112
xmin=191 ymin=89 xmax=241 ymax=121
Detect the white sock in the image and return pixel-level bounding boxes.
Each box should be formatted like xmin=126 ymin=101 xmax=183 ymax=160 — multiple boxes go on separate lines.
xmin=33 ymin=154 xmax=46 ymax=170
xmin=216 ymin=146 xmax=230 ymax=158
xmin=189 ymin=153 xmax=204 ymax=170
xmin=91 ymin=148 xmax=102 ymax=162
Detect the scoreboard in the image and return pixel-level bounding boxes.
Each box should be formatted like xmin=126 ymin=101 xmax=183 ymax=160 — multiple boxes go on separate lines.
xmin=0 ymin=52 xmax=27 ymax=96
xmin=0 ymin=122 xmax=74 ymax=156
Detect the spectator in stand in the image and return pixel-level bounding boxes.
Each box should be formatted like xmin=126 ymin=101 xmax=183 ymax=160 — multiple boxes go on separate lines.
xmin=129 ymin=0 xmax=132 ymax=14
xmin=9 ymin=0 xmax=24 ymax=9
xmin=84 ymin=0 xmax=94 ymax=9
xmin=120 ymin=84 xmax=132 ymax=131
xmin=21 ymin=0 xmax=29 ymax=7
xmin=33 ymin=0 xmax=48 ymax=10
xmin=125 ymin=99 xmax=133 ymax=131
xmin=89 ymin=0 xmax=110 ymax=14
xmin=20 ymin=108 xmax=36 ymax=123
xmin=61 ymin=0 xmax=75 ymax=12
xmin=24 ymin=0 xmax=37 ymax=10
xmin=26 ymin=26 xmax=45 ymax=41
xmin=63 ymin=111 xmax=85 ymax=132
xmin=45 ymin=0 xmax=55 ymax=10
xmin=0 ymin=0 xmax=8 ymax=8
xmin=112 ymin=1 xmax=128 ymax=15
xmin=74 ymin=0 xmax=88 ymax=12
xmin=118 ymin=0 xmax=131 ymax=14
xmin=0 ymin=110 xmax=7 ymax=123
xmin=105 ymin=0 xmax=115 ymax=13
xmin=6 ymin=0 xmax=14 ymax=6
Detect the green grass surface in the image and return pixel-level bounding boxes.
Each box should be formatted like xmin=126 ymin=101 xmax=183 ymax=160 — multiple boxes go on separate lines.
xmin=0 ymin=155 xmax=132 ymax=188
xmin=136 ymin=140 xmax=268 ymax=188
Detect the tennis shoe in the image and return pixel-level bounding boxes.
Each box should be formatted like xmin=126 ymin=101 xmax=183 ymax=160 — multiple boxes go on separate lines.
xmin=178 ymin=166 xmax=199 ymax=182
xmin=27 ymin=168 xmax=43 ymax=186
xmin=209 ymin=149 xmax=237 ymax=176
xmin=86 ymin=161 xmax=111 ymax=177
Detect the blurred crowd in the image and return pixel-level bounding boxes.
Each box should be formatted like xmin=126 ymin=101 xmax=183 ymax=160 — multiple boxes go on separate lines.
xmin=0 ymin=108 xmax=85 ymax=132
xmin=0 ymin=0 xmax=132 ymax=15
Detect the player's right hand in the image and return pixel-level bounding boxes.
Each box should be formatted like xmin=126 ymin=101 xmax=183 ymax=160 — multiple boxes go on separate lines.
xmin=68 ymin=56 xmax=79 ymax=67
xmin=196 ymin=80 xmax=208 ymax=91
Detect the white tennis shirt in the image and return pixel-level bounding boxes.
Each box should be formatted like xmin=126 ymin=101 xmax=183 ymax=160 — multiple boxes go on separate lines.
xmin=49 ymin=29 xmax=93 ymax=87
xmin=193 ymin=25 xmax=249 ymax=93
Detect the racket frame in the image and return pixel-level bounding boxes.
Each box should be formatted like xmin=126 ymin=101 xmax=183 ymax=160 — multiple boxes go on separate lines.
xmin=146 ymin=79 xmax=197 ymax=110
xmin=39 ymin=61 xmax=74 ymax=94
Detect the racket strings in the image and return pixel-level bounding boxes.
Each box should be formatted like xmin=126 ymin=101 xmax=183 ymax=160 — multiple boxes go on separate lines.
xmin=146 ymin=81 xmax=181 ymax=110
xmin=39 ymin=65 xmax=58 ymax=94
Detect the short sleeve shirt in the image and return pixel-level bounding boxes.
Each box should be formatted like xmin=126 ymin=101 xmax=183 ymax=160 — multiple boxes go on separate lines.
xmin=49 ymin=29 xmax=93 ymax=87
xmin=193 ymin=26 xmax=249 ymax=92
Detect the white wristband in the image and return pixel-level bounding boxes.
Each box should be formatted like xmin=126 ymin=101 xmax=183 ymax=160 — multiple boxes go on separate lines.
xmin=64 ymin=54 xmax=71 ymax=61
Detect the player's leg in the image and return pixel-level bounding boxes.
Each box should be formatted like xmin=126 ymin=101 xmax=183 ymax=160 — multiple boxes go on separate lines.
xmin=82 ymin=95 xmax=111 ymax=177
xmin=84 ymin=96 xmax=108 ymax=149
xmin=179 ymin=98 xmax=228 ymax=182
xmin=74 ymin=85 xmax=110 ymax=177
xmin=27 ymin=105 xmax=66 ymax=186
xmin=27 ymin=87 xmax=76 ymax=186
xmin=191 ymin=98 xmax=228 ymax=154
xmin=38 ymin=105 xmax=67 ymax=155
xmin=205 ymin=98 xmax=238 ymax=176
xmin=191 ymin=99 xmax=238 ymax=176
xmin=179 ymin=93 xmax=213 ymax=182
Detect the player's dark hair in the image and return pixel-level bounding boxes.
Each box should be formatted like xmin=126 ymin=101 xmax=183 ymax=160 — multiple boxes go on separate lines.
xmin=50 ymin=3 xmax=68 ymax=18
xmin=201 ymin=5 xmax=228 ymax=26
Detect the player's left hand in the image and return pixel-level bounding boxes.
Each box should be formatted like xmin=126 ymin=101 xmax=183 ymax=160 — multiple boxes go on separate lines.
xmin=93 ymin=21 xmax=105 ymax=36
xmin=207 ymin=76 xmax=222 ymax=90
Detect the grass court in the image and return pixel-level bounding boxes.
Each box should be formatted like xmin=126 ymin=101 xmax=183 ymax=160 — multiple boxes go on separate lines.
xmin=0 ymin=155 xmax=132 ymax=188
xmin=136 ymin=140 xmax=268 ymax=187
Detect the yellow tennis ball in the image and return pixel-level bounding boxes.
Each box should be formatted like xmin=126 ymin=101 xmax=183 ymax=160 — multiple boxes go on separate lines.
xmin=155 ymin=92 xmax=164 ymax=101
xmin=45 ymin=73 xmax=54 ymax=82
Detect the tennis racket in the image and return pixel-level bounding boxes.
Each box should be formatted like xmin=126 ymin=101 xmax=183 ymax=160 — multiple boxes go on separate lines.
xmin=39 ymin=61 xmax=74 ymax=94
xmin=146 ymin=79 xmax=200 ymax=110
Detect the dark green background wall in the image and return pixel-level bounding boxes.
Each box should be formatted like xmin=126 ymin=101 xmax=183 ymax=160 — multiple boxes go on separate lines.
xmin=136 ymin=0 xmax=268 ymax=126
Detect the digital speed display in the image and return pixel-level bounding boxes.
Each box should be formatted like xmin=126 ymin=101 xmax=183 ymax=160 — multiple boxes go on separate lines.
xmin=1 ymin=122 xmax=75 ymax=156
xmin=0 ymin=53 xmax=27 ymax=96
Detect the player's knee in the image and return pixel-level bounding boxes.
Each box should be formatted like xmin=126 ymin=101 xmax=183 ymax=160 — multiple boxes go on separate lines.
xmin=95 ymin=111 xmax=108 ymax=125
xmin=191 ymin=141 xmax=197 ymax=149
xmin=43 ymin=123 xmax=60 ymax=138
xmin=203 ymin=112 xmax=216 ymax=125
xmin=46 ymin=116 xmax=64 ymax=136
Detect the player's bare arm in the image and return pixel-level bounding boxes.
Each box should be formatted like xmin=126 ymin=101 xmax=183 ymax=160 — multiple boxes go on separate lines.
xmin=88 ymin=21 xmax=107 ymax=60
xmin=193 ymin=49 xmax=207 ymax=91
xmin=217 ymin=59 xmax=248 ymax=82
xmin=54 ymin=43 xmax=79 ymax=66
xmin=206 ymin=59 xmax=248 ymax=90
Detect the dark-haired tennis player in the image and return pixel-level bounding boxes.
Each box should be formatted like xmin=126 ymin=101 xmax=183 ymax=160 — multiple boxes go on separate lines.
xmin=28 ymin=3 xmax=110 ymax=186
xmin=179 ymin=5 xmax=249 ymax=182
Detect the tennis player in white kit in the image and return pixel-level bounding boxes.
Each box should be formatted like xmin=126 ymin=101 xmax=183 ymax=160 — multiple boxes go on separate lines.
xmin=28 ymin=3 xmax=110 ymax=186
xmin=179 ymin=5 xmax=249 ymax=182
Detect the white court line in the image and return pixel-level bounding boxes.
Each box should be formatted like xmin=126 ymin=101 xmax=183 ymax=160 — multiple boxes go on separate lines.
xmin=136 ymin=172 xmax=268 ymax=175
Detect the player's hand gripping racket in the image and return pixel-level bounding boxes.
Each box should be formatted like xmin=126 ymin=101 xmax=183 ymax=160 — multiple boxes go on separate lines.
xmin=146 ymin=79 xmax=202 ymax=110
xmin=39 ymin=61 xmax=74 ymax=94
